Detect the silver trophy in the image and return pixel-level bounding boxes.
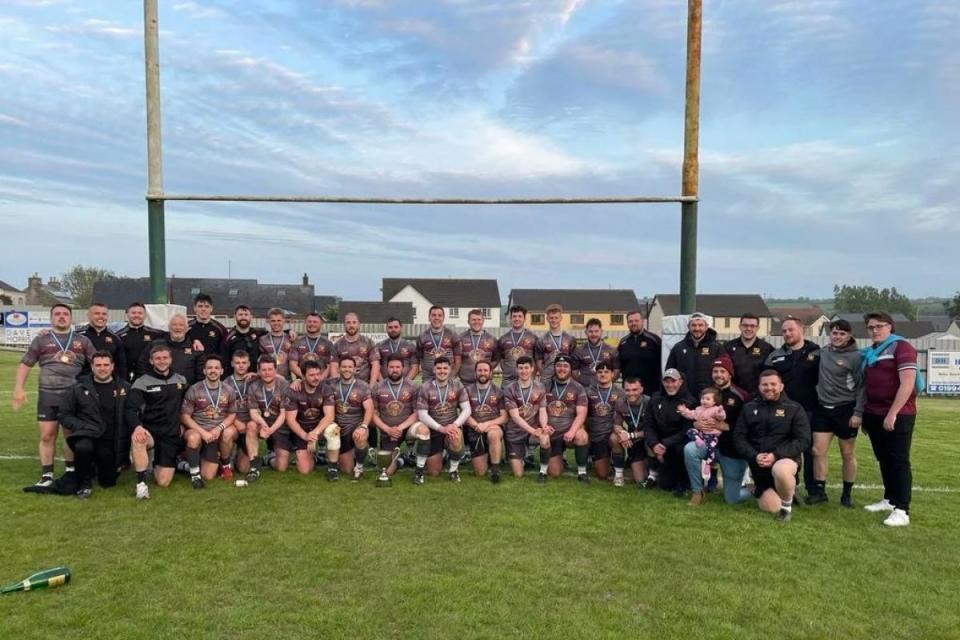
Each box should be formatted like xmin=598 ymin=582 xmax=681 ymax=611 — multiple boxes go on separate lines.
xmin=376 ymin=447 xmax=402 ymax=487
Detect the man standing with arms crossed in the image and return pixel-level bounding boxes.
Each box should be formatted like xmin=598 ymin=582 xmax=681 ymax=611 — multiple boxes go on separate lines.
xmin=117 ymin=302 xmax=163 ymax=382
xmin=332 ymin=312 xmax=379 ymax=384
xmin=573 ymin=318 xmax=619 ymax=389
xmin=724 ymin=313 xmax=774 ymax=396
xmin=288 ymin=312 xmax=334 ymax=382
xmin=498 ymin=305 xmax=538 ymax=386
xmin=13 ymin=304 xmax=97 ymax=489
xmin=258 ymin=308 xmax=294 ymax=379
xmin=373 ymin=317 xmax=419 ymax=383
xmin=458 ymin=309 xmax=499 ymax=386
xmin=537 ymin=304 xmax=576 ymax=389
xmin=127 ymin=343 xmax=188 ymax=500
xmin=617 ymin=310 xmax=661 ymax=395
xmin=417 ymin=306 xmax=462 ymax=382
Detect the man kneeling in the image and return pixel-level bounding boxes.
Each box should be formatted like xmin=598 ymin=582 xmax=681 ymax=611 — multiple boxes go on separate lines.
xmin=734 ymin=369 xmax=811 ymax=522
xmin=180 ymin=355 xmax=238 ymax=489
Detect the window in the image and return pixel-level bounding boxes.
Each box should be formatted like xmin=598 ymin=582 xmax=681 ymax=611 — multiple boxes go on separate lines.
xmin=448 ymin=307 xmax=459 ymax=318
xmin=277 ymin=289 xmax=286 ymax=297
xmin=570 ymin=314 xmax=585 ymax=326
xmin=531 ymin=313 xmax=545 ymax=326
xmin=190 ymin=287 xmax=200 ymax=295
xmin=724 ymin=317 xmax=731 ymax=329
xmin=229 ymin=288 xmax=239 ymax=297
xmin=610 ymin=314 xmax=624 ymax=326
xmin=482 ymin=308 xmax=492 ymax=319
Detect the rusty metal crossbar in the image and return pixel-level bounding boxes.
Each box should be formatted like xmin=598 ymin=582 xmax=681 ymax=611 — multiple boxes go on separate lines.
xmin=147 ymin=194 xmax=698 ymax=205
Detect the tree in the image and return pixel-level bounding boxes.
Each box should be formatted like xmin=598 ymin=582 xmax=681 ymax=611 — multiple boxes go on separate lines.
xmin=322 ymin=304 xmax=339 ymax=322
xmin=61 ymin=265 xmax=116 ymax=308
xmin=833 ymin=284 xmax=915 ymax=320
xmin=945 ymin=292 xmax=960 ymax=320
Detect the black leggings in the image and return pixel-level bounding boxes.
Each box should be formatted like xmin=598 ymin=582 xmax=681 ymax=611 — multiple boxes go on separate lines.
xmin=71 ymin=437 xmax=119 ymax=488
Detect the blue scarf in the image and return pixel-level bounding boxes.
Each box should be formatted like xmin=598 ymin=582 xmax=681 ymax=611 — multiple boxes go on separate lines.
xmin=860 ymin=334 xmax=924 ymax=393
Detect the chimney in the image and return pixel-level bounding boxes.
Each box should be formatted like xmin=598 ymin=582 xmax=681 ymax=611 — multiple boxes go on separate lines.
xmin=27 ymin=274 xmax=42 ymax=291
xmin=302 ymin=273 xmax=309 ymax=286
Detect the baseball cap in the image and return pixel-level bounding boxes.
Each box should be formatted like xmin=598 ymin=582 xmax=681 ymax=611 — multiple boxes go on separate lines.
xmin=662 ymin=368 xmax=683 ymax=380
xmin=594 ymin=361 xmax=613 ymax=372
xmin=554 ymin=354 xmax=573 ymax=365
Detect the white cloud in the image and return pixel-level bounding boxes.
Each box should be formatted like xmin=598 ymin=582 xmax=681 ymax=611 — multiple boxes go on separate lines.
xmin=45 ymin=18 xmax=139 ymax=38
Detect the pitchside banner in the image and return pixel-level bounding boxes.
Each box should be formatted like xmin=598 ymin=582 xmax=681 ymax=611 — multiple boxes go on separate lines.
xmin=1 ymin=310 xmax=52 ymax=346
xmin=926 ymin=351 xmax=960 ymax=394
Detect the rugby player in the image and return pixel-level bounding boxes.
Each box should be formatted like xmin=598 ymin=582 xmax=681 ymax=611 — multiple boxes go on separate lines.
xmin=288 ymin=312 xmax=334 ymax=381
xmin=373 ymin=317 xmax=419 ymax=383
xmin=572 ymin=318 xmax=619 ymax=389
xmin=317 ymin=355 xmax=374 ymax=481
xmin=584 ymin=361 xmax=623 ymax=480
xmin=187 ymin=293 xmax=227 ymax=354
xmin=541 ymin=355 xmax=590 ymax=483
xmin=458 ymin=309 xmax=499 ymax=385
xmin=245 ymin=355 xmax=289 ymax=478
xmin=331 ymin=312 xmax=378 ymax=384
xmin=414 ymin=357 xmax=471 ymax=483
xmin=611 ymin=377 xmax=651 ymax=488
xmin=536 ymin=304 xmax=576 ymax=389
xmin=503 ymin=356 xmax=548 ymax=480
xmin=371 ymin=354 xmax=421 ymax=478
xmin=282 ymin=360 xmax=327 ymax=475
xmin=463 ymin=360 xmax=507 ymax=482
xmin=13 ymin=304 xmax=96 ymax=488
xmin=416 ymin=306 xmax=462 ymax=382
xmin=180 ymin=355 xmax=238 ymax=488
xmin=497 ymin=305 xmax=538 ymax=386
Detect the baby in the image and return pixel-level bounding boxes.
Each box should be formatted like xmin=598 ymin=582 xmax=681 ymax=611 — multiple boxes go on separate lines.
xmin=678 ymin=387 xmax=726 ymax=477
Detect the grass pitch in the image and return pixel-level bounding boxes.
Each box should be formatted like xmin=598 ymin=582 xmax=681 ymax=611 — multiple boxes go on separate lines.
xmin=0 ymin=350 xmax=958 ymax=639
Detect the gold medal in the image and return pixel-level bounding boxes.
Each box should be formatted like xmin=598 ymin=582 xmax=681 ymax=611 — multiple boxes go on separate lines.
xmin=304 ymin=407 xmax=319 ymax=420
xmin=386 ymin=400 xmax=403 ymax=417
xmin=471 ymin=350 xmax=482 ymax=362
xmin=432 ymin=348 xmax=445 ymax=358
xmin=276 ymin=352 xmax=286 ymax=364
xmin=59 ymin=353 xmax=72 ymax=364
xmin=337 ymin=401 xmax=351 ymax=414
xmin=550 ymin=400 xmax=565 ymax=417
xmin=510 ymin=346 xmax=525 ymax=359
xmin=595 ymin=404 xmax=610 ymax=417
xmin=521 ymin=403 xmax=534 ymax=418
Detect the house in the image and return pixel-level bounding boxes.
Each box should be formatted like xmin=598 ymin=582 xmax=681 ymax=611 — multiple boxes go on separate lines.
xmin=918 ymin=315 xmax=957 ymax=333
xmin=822 ymin=320 xmax=938 ymax=340
xmin=769 ymin=305 xmax=830 ymax=337
xmin=507 ymin=289 xmax=640 ymax=331
xmin=0 ymin=280 xmax=26 ymax=307
xmin=830 ymin=312 xmax=910 ymax=326
xmin=648 ymin=294 xmax=773 ymax=336
xmin=382 ymin=278 xmax=501 ymax=328
xmin=338 ymin=301 xmax=415 ymax=325
xmin=24 ymin=274 xmax=74 ymax=307
xmin=92 ymin=274 xmax=325 ymax=317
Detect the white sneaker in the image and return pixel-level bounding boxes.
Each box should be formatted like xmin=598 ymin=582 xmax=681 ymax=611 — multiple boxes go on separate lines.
xmin=883 ymin=508 xmax=910 ymax=527
xmin=352 ymin=465 xmax=363 ymax=481
xmin=135 ymin=482 xmax=150 ymax=501
xmin=864 ymin=498 xmax=894 ymax=513
xmin=613 ymin=476 xmax=625 ymax=488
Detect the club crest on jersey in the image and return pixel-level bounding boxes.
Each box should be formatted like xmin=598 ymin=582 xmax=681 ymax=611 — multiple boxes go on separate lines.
xmin=701 ymin=347 xmax=710 ymax=355
xmin=209 ymin=331 xmax=216 ymax=337
xmin=105 ymin=336 xmax=113 ymax=343
xmin=775 ymin=409 xmax=785 ymax=417
xmin=640 ymin=341 xmax=647 ymax=347
xmin=185 ymin=349 xmax=192 ymax=355
xmin=727 ymin=398 xmax=735 ymax=406
xmin=144 ymin=335 xmax=152 ymax=341
xmin=751 ymin=347 xmax=760 ymax=355
xmin=807 ymin=353 xmax=816 ymax=361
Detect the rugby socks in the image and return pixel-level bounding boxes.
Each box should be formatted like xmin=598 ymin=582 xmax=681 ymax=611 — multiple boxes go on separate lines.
xmin=355 ymin=447 xmax=368 ymax=467
xmin=249 ymin=456 xmax=262 ymax=472
xmin=137 ymin=470 xmax=148 ymax=483
xmin=781 ymin=499 xmax=793 ymax=513
xmin=64 ymin=464 xmax=76 ymax=475
xmin=220 ymin=456 xmax=232 ymax=470
xmin=814 ymin=480 xmax=827 ymax=496
xmin=448 ymin=448 xmax=463 ymax=473
xmin=539 ymin=447 xmax=550 ymax=474
xmin=574 ymin=445 xmax=588 ymax=473
xmin=612 ymin=454 xmax=625 ymax=479
xmin=841 ymin=481 xmax=854 ymax=500
xmin=41 ymin=464 xmax=54 ymax=481
xmin=415 ymin=438 xmax=430 ymax=469
xmin=187 ymin=448 xmax=201 ymax=477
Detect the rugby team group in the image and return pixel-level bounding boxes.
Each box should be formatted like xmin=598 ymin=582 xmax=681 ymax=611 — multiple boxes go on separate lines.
xmin=11 ymin=294 xmax=919 ymax=526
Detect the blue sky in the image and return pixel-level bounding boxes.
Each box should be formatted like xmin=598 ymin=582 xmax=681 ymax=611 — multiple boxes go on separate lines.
xmin=0 ymin=0 xmax=955 ymax=301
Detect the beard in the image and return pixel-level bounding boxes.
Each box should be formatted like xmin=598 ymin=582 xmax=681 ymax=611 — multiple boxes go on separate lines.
xmin=388 ymin=372 xmax=403 ymax=382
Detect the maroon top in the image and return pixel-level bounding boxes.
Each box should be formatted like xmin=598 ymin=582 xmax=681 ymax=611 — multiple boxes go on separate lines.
xmin=324 ymin=378 xmax=371 ymax=430
xmin=182 ymin=381 xmax=238 ymax=430
xmin=373 ymin=379 xmax=419 ymax=428
xmin=334 ymin=335 xmax=377 ymax=382
xmin=503 ymin=380 xmax=547 ymax=443
xmin=458 ymin=330 xmax=499 ymax=384
xmin=375 ymin=338 xmax=419 ymax=378
xmin=416 ymin=328 xmax=462 ymax=381
xmin=863 ymin=340 xmax=918 ymax=416
xmin=258 ymin=332 xmax=294 ymax=378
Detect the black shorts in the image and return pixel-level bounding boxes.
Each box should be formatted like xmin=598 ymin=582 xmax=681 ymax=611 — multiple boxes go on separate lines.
xmin=150 ymin=433 xmax=183 ymax=468
xmin=274 ymin=428 xmax=310 ymax=452
xmin=624 ymin=435 xmax=647 ymax=463
xmin=749 ymin=464 xmax=775 ymax=497
xmin=429 ymin=430 xmax=446 ymax=456
xmin=547 ymin=434 xmax=570 ymax=458
xmin=506 ymin=440 xmax=529 ymax=460
xmin=813 ymin=403 xmax=859 ymax=439
xmin=335 ymin=425 xmax=368 ymax=454
xmin=37 ymin=389 xmax=69 ymax=422
xmin=379 ymin=432 xmax=406 ymax=452
xmin=589 ymin=438 xmax=611 ymax=460
xmin=464 ymin=427 xmax=489 ymax=455
xmin=200 ymin=440 xmax=220 ymax=463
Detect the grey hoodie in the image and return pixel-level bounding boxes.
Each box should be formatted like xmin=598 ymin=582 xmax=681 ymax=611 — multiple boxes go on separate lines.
xmin=816 ymin=340 xmax=865 ymax=415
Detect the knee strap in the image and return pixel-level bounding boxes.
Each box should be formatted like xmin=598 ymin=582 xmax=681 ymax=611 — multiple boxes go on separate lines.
xmin=324 ymin=423 xmax=341 ymax=451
